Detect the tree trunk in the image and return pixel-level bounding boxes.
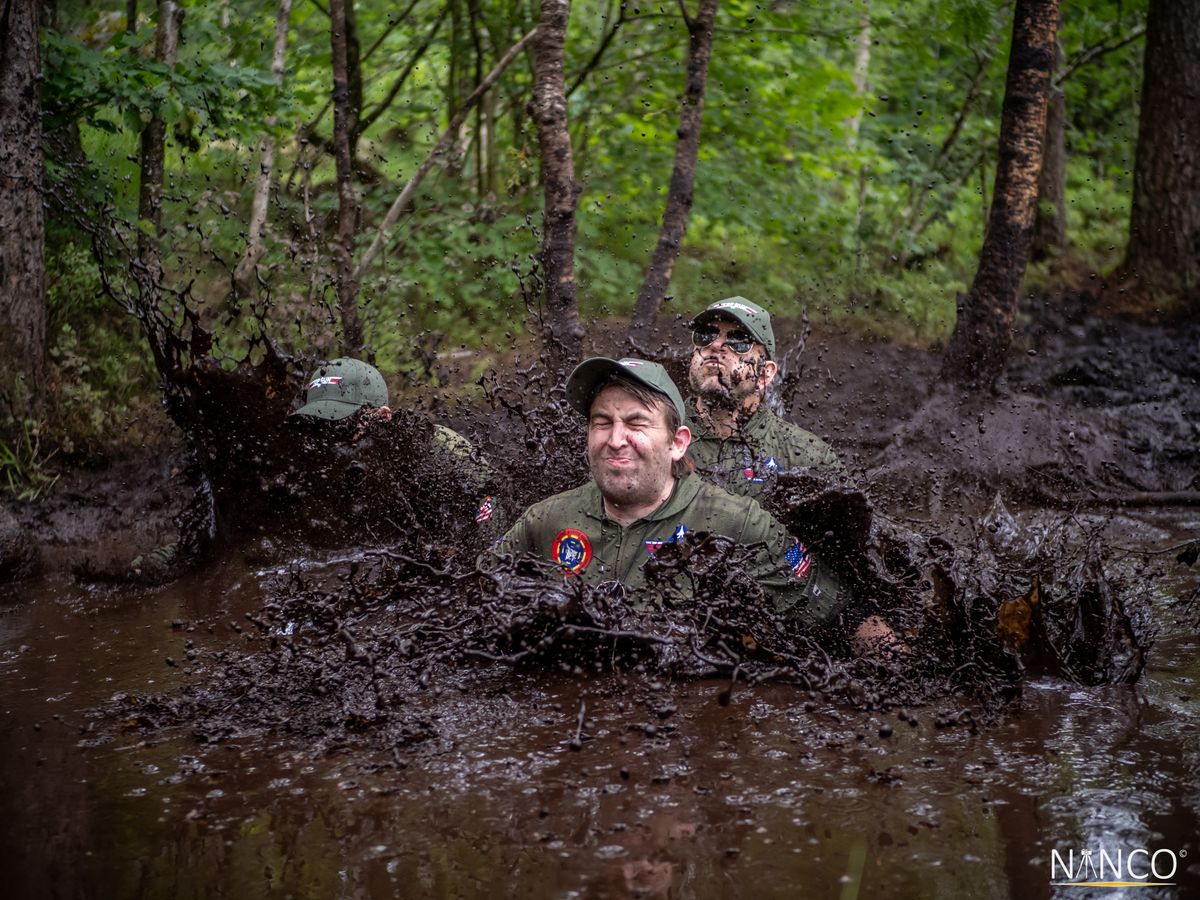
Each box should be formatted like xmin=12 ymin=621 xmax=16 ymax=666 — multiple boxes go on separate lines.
xmin=343 ymin=0 xmax=364 ymax=162
xmin=1120 ymin=0 xmax=1200 ymax=313
xmin=1031 ymin=32 xmax=1066 ymax=262
xmin=233 ymin=0 xmax=291 ymax=297
xmin=627 ymin=0 xmax=719 ymax=352
xmin=940 ymin=0 xmax=1058 ymax=391
xmin=530 ymin=0 xmax=584 ymax=368
xmin=330 ymin=0 xmax=363 ymax=357
xmin=0 ymin=0 xmax=46 ymax=422
xmin=134 ymin=0 xmax=181 ymax=297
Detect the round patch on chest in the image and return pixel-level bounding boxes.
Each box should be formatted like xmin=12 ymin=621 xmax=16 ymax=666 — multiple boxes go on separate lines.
xmin=552 ymin=528 xmax=593 ymax=575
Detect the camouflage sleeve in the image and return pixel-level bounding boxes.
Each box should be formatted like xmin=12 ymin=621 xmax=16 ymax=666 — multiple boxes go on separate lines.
xmin=739 ymin=500 xmax=845 ymax=627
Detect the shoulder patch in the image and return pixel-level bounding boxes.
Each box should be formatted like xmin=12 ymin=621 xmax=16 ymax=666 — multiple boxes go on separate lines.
xmin=474 ymin=496 xmax=494 ymax=524
xmin=784 ymin=539 xmax=812 ymax=579
xmin=552 ymin=528 xmax=593 ymax=575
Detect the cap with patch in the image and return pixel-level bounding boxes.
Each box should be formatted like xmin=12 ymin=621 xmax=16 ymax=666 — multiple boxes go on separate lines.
xmin=691 ymin=296 xmax=775 ymax=360
xmin=293 ymin=358 xmax=388 ymax=420
xmin=566 ymin=357 xmax=686 ymax=422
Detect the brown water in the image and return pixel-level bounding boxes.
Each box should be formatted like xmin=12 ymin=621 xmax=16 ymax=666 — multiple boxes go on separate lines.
xmin=2 ymin=511 xmax=1198 ymax=899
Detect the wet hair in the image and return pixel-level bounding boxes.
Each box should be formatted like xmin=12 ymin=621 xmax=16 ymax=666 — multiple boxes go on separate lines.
xmin=587 ymin=373 xmax=693 ymax=479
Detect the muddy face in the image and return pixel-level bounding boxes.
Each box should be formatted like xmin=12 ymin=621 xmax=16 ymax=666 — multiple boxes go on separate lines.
xmin=586 ymin=385 xmax=688 ymax=519
xmin=688 ymin=317 xmax=775 ymax=409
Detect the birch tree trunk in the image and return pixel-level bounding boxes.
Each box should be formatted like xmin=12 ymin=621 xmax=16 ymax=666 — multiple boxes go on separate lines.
xmin=530 ymin=0 xmax=583 ymax=368
xmin=330 ymin=0 xmax=364 ymax=356
xmin=0 ymin=0 xmax=46 ymax=421
xmin=233 ymin=0 xmax=291 ymax=297
xmin=940 ymin=0 xmax=1059 ymax=391
xmin=627 ymin=0 xmax=719 ymax=352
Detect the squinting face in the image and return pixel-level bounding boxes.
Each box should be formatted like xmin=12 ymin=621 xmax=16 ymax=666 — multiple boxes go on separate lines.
xmin=587 ymin=385 xmax=688 ymax=510
xmin=687 ymin=317 xmax=769 ymax=405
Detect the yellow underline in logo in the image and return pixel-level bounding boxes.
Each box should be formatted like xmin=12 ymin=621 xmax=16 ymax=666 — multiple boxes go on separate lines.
xmin=1050 ymin=883 xmax=1175 ymax=888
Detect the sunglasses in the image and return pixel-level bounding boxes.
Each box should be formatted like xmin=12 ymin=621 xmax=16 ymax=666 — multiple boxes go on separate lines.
xmin=691 ymin=326 xmax=756 ymax=355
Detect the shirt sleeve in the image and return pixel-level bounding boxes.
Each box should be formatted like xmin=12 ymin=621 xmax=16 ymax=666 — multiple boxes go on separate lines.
xmin=740 ymin=500 xmax=845 ymax=627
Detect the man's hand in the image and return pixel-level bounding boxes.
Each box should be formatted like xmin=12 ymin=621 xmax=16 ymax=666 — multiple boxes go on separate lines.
xmin=354 ymin=405 xmax=392 ymax=439
xmin=851 ymin=615 xmax=908 ymax=659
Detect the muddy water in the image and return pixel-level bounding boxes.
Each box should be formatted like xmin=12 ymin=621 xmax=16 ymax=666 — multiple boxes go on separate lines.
xmin=2 ymin=512 xmax=1198 ymax=899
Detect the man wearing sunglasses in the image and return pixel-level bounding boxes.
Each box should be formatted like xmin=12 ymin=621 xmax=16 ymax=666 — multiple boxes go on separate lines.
xmin=687 ymin=297 xmax=842 ymax=496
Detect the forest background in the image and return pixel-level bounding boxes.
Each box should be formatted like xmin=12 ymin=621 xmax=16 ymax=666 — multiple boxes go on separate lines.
xmin=0 ymin=0 xmax=1181 ymax=490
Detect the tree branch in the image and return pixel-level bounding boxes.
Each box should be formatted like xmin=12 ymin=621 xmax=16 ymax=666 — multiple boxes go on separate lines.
xmin=352 ymin=27 xmax=538 ymax=283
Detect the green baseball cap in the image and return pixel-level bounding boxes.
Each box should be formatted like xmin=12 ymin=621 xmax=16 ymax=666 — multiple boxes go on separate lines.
xmin=692 ymin=296 xmax=776 ymax=359
xmin=292 ymin=358 xmax=389 ymax=420
xmin=566 ymin=357 xmax=686 ymax=422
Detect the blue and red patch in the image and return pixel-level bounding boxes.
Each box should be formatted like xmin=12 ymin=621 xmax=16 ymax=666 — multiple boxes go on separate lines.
xmin=645 ymin=523 xmax=688 ymax=556
xmin=785 ymin=540 xmax=812 ymax=579
xmin=552 ymin=528 xmax=593 ymax=575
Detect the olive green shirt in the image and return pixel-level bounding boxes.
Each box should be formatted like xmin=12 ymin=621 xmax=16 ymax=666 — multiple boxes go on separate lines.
xmin=497 ymin=473 xmax=842 ymax=626
xmin=687 ymin=402 xmax=843 ymax=497
xmin=432 ymin=425 xmax=507 ymax=538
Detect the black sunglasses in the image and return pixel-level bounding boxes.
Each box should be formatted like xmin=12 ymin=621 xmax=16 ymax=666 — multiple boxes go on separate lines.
xmin=691 ymin=326 xmax=756 ymax=355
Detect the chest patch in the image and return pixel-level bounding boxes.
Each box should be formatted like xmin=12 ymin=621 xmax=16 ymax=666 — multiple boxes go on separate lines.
xmin=785 ymin=539 xmax=812 ymax=579
xmin=645 ymin=523 xmax=688 ymax=556
xmin=552 ymin=528 xmax=593 ymax=575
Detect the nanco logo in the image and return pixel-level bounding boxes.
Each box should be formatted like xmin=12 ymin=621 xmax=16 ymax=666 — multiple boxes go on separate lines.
xmin=1050 ymin=846 xmax=1186 ymax=887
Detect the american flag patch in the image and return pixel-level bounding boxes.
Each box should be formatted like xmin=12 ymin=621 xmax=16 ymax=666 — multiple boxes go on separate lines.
xmin=475 ymin=496 xmax=494 ymax=524
xmin=784 ymin=540 xmax=811 ymax=579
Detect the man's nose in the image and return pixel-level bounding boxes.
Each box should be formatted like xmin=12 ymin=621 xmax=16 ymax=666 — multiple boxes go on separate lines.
xmin=607 ymin=421 xmax=631 ymax=447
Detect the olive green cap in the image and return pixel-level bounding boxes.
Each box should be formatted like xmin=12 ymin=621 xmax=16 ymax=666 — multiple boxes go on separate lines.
xmin=293 ymin=358 xmax=388 ymax=420
xmin=692 ymin=296 xmax=776 ymax=360
xmin=566 ymin=357 xmax=686 ymax=422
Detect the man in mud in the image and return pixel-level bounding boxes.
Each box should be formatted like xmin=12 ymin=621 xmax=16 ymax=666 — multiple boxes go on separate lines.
xmin=497 ymin=357 xmax=895 ymax=648
xmin=686 ymin=297 xmax=842 ymax=497
xmin=287 ymin=358 xmax=504 ymax=537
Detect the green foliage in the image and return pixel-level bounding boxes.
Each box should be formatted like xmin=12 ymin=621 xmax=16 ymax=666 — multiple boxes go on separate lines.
xmin=38 ymin=0 xmax=1151 ymax=421
xmin=0 ymin=421 xmax=61 ymax=503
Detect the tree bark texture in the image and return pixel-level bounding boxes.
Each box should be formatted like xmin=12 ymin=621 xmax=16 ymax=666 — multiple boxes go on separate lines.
xmin=530 ymin=0 xmax=584 ymax=367
xmin=135 ymin=0 xmax=181 ymax=294
xmin=233 ymin=0 xmax=291 ymax=297
xmin=628 ymin=0 xmax=719 ymax=351
xmin=330 ymin=0 xmax=363 ymax=356
xmin=1122 ymin=0 xmax=1200 ymax=312
xmin=940 ymin=0 xmax=1058 ymax=391
xmin=1031 ymin=65 xmax=1066 ymax=261
xmin=0 ymin=0 xmax=46 ymax=420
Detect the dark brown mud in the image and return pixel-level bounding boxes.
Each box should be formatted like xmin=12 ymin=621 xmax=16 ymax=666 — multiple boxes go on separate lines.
xmin=0 ymin=519 xmax=1196 ymax=898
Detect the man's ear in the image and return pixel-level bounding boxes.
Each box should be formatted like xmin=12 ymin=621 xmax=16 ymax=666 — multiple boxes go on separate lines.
xmin=757 ymin=359 xmax=779 ymax=391
xmin=669 ymin=425 xmax=692 ymax=461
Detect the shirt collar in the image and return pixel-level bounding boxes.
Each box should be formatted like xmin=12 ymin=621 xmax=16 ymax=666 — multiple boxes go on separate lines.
xmin=581 ymin=473 xmax=700 ymax=525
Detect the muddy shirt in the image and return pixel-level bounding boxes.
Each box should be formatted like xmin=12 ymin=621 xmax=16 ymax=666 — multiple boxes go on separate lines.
xmin=497 ymin=473 xmax=842 ymax=626
xmin=432 ymin=425 xmax=507 ymax=538
xmin=687 ymin=402 xmax=843 ymax=497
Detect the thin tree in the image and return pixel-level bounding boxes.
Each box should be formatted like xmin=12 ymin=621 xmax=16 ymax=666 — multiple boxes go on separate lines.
xmin=628 ymin=0 xmax=719 ymax=352
xmin=330 ymin=0 xmax=363 ymax=356
xmin=233 ymin=0 xmax=292 ymax=297
xmin=133 ymin=1 xmax=181 ymax=298
xmin=940 ymin=0 xmax=1059 ymax=391
xmin=0 ymin=0 xmax=46 ymax=421
xmin=1120 ymin=0 xmax=1200 ymax=313
xmin=530 ymin=0 xmax=584 ymax=368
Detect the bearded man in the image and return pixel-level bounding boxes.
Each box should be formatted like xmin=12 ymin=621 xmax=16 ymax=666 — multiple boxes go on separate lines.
xmin=687 ymin=297 xmax=842 ymax=497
